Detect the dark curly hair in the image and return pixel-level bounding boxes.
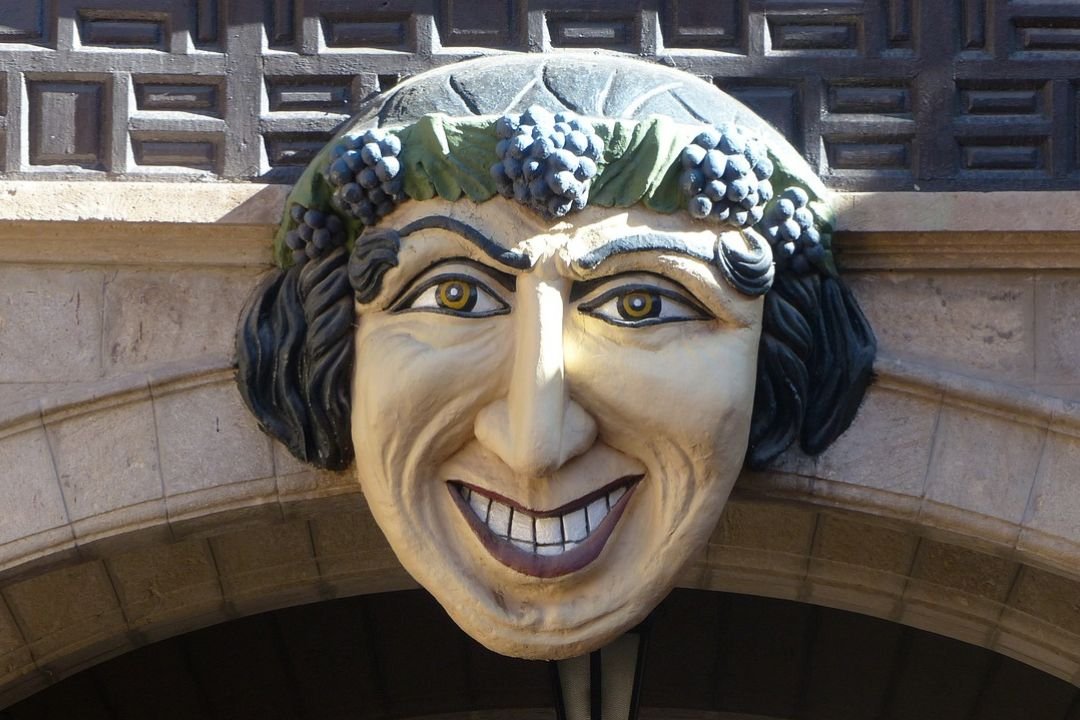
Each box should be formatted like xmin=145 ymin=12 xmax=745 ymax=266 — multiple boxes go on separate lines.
xmin=237 ymin=54 xmax=875 ymax=472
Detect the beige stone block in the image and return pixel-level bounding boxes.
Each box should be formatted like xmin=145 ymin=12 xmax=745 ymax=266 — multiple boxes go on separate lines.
xmin=325 ymin=569 xmax=417 ymax=599
xmin=810 ymin=478 xmax=923 ymax=521
xmin=310 ymin=507 xmax=399 ymax=579
xmin=708 ymin=502 xmax=816 ymax=580
xmin=210 ymin=519 xmax=318 ymax=600
xmin=1009 ymin=566 xmax=1080 ymax=636
xmin=168 ymin=499 xmax=281 ymax=540
xmin=899 ymin=603 xmax=995 ymax=648
xmin=812 ymin=511 xmax=915 ymax=574
xmin=47 ymin=397 xmax=161 ymax=527
xmin=909 ymin=538 xmax=1016 ymax=602
xmin=0 ymin=597 xmax=26 ymax=657
xmin=904 ymin=539 xmax=1016 ymax=633
xmin=711 ymin=499 xmax=817 ymax=554
xmin=704 ymin=544 xmax=809 ymax=583
xmin=280 ymin=485 xmax=364 ymax=522
xmin=272 ymin=439 xmax=311 ymax=477
xmin=0 ymin=266 xmax=103 ymax=382
xmin=763 ymin=445 xmax=816 ymax=477
xmin=155 ymin=380 xmax=274 ymax=499
xmin=1035 ymin=384 xmax=1080 ymax=402
xmin=3 ymin=561 xmax=126 ymax=664
xmin=0 ymin=427 xmax=69 ymax=547
xmin=736 ymin=469 xmax=813 ymax=497
xmin=106 ymin=538 xmax=222 ymax=628
xmin=0 ymin=597 xmax=32 ymax=689
xmin=804 ymin=581 xmax=900 ymax=620
xmin=1035 ymin=274 xmax=1080 ymax=385
xmin=808 ymin=515 xmax=916 ymax=596
xmin=923 ymin=405 xmax=1044 ymax=539
xmin=74 ymin=523 xmax=174 ymax=563
xmin=995 ymin=613 xmax=1080 ymax=682
xmin=845 ymin=272 xmax=1035 ymax=382
xmin=1022 ymin=430 xmax=1080 ymax=550
xmin=277 ymin=469 xmax=359 ymax=507
xmin=813 ymin=384 xmax=938 ymax=499
xmin=700 ymin=565 xmax=804 ymax=601
xmin=102 ymin=267 xmax=262 ymax=372
xmin=0 ymin=382 xmax=74 ymax=407
xmin=674 ymin=545 xmax=709 ymax=588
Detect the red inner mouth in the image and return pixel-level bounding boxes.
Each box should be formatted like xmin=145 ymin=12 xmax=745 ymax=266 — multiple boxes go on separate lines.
xmin=447 ymin=475 xmax=642 ymax=579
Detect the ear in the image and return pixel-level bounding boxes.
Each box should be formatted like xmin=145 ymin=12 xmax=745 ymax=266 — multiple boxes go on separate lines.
xmin=236 ymin=248 xmax=356 ymax=471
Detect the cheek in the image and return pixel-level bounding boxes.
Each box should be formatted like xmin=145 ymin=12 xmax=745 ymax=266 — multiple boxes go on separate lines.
xmin=567 ymin=328 xmax=761 ymax=448
xmin=353 ymin=317 xmax=511 ymax=454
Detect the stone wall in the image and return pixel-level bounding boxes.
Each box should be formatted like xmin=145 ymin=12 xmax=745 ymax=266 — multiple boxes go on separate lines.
xmin=2 ymin=185 xmax=1080 ymax=705
xmin=4 ymin=0 xmax=1080 ymax=707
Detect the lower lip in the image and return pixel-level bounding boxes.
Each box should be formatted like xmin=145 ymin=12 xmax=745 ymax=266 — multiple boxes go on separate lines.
xmin=448 ymin=478 xmax=640 ymax=579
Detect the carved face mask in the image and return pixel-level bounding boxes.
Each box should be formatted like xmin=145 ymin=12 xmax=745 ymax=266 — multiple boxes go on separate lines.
xmin=349 ymin=197 xmax=763 ymax=658
xmin=237 ymin=53 xmax=875 ymax=662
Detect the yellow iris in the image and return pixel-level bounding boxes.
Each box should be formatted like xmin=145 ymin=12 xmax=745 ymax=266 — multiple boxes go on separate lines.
xmin=437 ymin=280 xmax=474 ymax=311
xmin=619 ymin=291 xmax=656 ymax=319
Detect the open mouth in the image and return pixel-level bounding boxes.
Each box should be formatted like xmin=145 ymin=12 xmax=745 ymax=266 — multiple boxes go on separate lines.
xmin=448 ymin=475 xmax=641 ymax=578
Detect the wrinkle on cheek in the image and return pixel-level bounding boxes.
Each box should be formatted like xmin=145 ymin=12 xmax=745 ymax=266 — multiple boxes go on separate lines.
xmin=355 ymin=323 xmax=512 ymax=480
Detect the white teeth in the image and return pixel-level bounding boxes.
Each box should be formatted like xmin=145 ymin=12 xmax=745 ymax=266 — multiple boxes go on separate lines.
xmin=535 ymin=516 xmax=563 ymax=544
xmin=457 ymin=482 xmax=634 ymax=557
xmin=563 ymin=509 xmax=588 ymax=543
xmin=469 ymin=491 xmax=491 ymax=522
xmin=586 ymin=497 xmax=609 ymax=531
xmin=510 ymin=510 xmax=535 ymax=542
xmin=488 ymin=500 xmax=512 ymax=536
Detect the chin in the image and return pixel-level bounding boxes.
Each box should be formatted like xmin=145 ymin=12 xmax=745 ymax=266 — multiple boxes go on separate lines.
xmin=380 ymin=467 xmax=727 ymax=660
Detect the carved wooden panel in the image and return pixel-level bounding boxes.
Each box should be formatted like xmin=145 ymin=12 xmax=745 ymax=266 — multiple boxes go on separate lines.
xmin=0 ymin=0 xmax=1078 ymax=190
xmin=28 ymin=81 xmax=106 ymax=168
xmin=0 ymin=0 xmax=47 ymax=41
xmin=437 ymin=0 xmax=519 ymax=47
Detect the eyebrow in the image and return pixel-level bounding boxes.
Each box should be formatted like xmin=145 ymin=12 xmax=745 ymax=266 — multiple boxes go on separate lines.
xmin=573 ymin=232 xmax=715 ymax=270
xmin=398 ymin=215 xmax=532 ymax=270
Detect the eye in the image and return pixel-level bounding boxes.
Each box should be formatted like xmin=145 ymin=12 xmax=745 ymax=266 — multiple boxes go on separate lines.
xmin=437 ymin=279 xmax=476 ymax=312
xmin=393 ymin=273 xmax=510 ymax=317
xmin=579 ymin=282 xmax=709 ymax=327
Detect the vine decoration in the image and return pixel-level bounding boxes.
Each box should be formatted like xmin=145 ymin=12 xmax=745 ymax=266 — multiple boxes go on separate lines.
xmin=272 ymin=106 xmax=838 ymax=283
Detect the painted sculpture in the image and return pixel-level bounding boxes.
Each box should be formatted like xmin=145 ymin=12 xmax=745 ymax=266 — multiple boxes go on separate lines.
xmin=236 ymin=55 xmax=876 ymax=660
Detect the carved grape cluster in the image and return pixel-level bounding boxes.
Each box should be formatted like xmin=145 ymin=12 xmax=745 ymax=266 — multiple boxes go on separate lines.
xmin=490 ymin=105 xmax=605 ymax=218
xmin=679 ymin=124 xmax=774 ymax=229
xmin=326 ymin=129 xmax=405 ymax=226
xmin=283 ymin=204 xmax=346 ymax=264
xmin=761 ymin=187 xmax=827 ymax=275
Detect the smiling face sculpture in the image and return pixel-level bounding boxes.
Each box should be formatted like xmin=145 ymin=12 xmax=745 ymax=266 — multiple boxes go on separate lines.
xmin=237 ymin=55 xmax=876 ymax=659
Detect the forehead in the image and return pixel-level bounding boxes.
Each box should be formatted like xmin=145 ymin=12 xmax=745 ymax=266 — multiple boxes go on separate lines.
xmin=379 ymin=196 xmax=734 ymax=271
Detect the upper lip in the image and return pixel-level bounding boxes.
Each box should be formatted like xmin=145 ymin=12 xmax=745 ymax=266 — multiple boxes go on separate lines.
xmin=448 ymin=475 xmax=642 ymax=578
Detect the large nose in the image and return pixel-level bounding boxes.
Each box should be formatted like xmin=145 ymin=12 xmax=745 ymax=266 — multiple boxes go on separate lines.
xmin=474 ymin=274 xmax=597 ymax=477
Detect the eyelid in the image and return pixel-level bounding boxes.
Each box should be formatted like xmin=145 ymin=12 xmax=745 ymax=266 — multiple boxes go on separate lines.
xmin=577 ymin=283 xmax=699 ymax=311
xmin=390 ymin=271 xmax=510 ymax=316
xmin=575 ymin=277 xmax=713 ymax=330
xmin=387 ymin=258 xmax=515 ymax=309
xmin=573 ymin=273 xmax=711 ymax=316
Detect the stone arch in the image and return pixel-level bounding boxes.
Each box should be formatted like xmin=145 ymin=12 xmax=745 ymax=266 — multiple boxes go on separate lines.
xmin=2 ymin=353 xmax=1080 ymax=704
